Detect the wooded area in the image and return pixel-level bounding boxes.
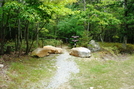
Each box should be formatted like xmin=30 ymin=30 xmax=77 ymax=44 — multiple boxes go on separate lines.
xmin=0 ymin=0 xmax=134 ymax=55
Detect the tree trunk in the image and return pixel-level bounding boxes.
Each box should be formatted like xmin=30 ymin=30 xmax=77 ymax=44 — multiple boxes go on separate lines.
xmin=83 ymin=0 xmax=86 ymax=11
xmin=100 ymin=34 xmax=104 ymax=43
xmin=123 ymin=0 xmax=128 ymax=48
xmin=0 ymin=0 xmax=6 ymax=54
xmin=25 ymin=21 xmax=29 ymax=55
xmin=36 ymin=23 xmax=39 ymax=47
xmin=18 ymin=19 xmax=22 ymax=56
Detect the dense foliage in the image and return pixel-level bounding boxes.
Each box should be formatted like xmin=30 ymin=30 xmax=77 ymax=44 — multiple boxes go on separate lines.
xmin=0 ymin=0 xmax=134 ymax=55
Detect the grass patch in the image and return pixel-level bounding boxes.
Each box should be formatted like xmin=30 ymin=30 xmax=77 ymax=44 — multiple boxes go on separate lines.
xmin=70 ymin=56 xmax=134 ymax=89
xmin=0 ymin=55 xmax=57 ymax=89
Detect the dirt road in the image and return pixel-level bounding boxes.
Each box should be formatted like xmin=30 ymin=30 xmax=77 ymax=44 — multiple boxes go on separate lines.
xmin=46 ymin=48 xmax=79 ymax=89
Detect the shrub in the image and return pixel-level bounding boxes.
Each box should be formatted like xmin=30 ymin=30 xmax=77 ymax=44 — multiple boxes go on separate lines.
xmin=77 ymin=31 xmax=92 ymax=47
xmin=99 ymin=42 xmax=134 ymax=54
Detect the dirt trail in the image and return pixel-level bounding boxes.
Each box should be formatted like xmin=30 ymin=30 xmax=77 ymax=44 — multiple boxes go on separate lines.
xmin=46 ymin=48 xmax=79 ymax=89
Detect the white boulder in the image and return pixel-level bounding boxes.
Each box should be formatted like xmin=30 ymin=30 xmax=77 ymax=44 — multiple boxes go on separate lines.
xmin=70 ymin=47 xmax=91 ymax=58
xmin=0 ymin=64 xmax=4 ymax=68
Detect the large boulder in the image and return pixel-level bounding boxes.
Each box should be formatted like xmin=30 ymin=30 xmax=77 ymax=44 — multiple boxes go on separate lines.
xmin=31 ymin=48 xmax=51 ymax=57
xmin=70 ymin=47 xmax=91 ymax=58
xmin=43 ymin=45 xmax=63 ymax=54
xmin=31 ymin=46 xmax=63 ymax=57
xmin=43 ymin=45 xmax=56 ymax=54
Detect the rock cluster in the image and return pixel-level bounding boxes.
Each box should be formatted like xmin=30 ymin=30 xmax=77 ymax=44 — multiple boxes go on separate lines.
xmin=31 ymin=45 xmax=92 ymax=58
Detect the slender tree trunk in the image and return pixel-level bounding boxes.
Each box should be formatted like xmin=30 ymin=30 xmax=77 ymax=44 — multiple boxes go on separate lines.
xmin=99 ymin=26 xmax=106 ymax=42
xmin=123 ymin=0 xmax=128 ymax=48
xmin=100 ymin=34 xmax=104 ymax=42
xmin=25 ymin=21 xmax=29 ymax=55
xmin=83 ymin=0 xmax=86 ymax=11
xmin=18 ymin=19 xmax=22 ymax=56
xmin=0 ymin=0 xmax=6 ymax=54
xmin=0 ymin=27 xmax=5 ymax=55
xmin=83 ymin=0 xmax=89 ymax=33
xmin=83 ymin=0 xmax=90 ymax=38
xmin=123 ymin=36 xmax=127 ymax=49
xmin=36 ymin=22 xmax=39 ymax=47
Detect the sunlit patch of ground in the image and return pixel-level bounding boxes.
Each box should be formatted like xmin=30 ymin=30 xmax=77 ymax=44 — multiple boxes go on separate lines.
xmin=0 ymin=54 xmax=57 ymax=89
xmin=70 ymin=53 xmax=134 ymax=89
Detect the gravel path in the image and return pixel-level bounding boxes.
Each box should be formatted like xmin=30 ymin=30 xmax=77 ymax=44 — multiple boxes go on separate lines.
xmin=46 ymin=49 xmax=79 ymax=89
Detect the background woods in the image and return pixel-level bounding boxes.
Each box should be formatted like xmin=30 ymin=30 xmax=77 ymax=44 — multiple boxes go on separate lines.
xmin=0 ymin=0 xmax=134 ymax=55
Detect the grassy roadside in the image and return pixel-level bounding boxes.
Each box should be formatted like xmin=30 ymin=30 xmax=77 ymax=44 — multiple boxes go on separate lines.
xmin=70 ymin=54 xmax=134 ymax=89
xmin=0 ymin=55 xmax=57 ymax=89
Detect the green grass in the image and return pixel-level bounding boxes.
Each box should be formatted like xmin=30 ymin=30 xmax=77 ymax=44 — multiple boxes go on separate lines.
xmin=0 ymin=55 xmax=57 ymax=89
xmin=99 ymin=42 xmax=134 ymax=54
xmin=70 ymin=55 xmax=134 ymax=89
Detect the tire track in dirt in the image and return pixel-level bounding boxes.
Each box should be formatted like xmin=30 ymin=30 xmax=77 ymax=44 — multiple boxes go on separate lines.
xmin=46 ymin=49 xmax=79 ymax=89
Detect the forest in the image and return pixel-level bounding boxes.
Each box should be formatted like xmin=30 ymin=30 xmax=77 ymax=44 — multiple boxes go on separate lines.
xmin=0 ymin=0 xmax=134 ymax=55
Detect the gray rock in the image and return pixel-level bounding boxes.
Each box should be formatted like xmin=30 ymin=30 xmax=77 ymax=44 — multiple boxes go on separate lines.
xmin=88 ymin=40 xmax=100 ymax=52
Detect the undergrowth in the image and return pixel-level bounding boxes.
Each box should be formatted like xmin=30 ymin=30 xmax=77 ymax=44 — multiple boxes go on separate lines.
xmin=3 ymin=39 xmax=63 ymax=54
xmin=99 ymin=42 xmax=134 ymax=54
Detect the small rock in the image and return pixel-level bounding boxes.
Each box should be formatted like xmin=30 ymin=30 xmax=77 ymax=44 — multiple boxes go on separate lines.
xmin=90 ymin=87 xmax=94 ymax=89
xmin=0 ymin=64 xmax=4 ymax=68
